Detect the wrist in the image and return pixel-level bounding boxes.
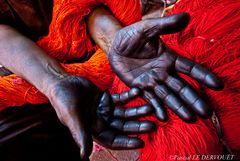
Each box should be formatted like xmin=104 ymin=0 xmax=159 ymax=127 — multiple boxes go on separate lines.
xmin=87 ymin=7 xmax=122 ymax=55
xmin=41 ymin=63 xmax=70 ymax=98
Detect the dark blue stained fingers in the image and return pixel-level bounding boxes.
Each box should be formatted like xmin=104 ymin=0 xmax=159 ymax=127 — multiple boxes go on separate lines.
xmin=113 ymin=104 xmax=153 ymax=119
xmin=143 ymin=91 xmax=168 ymax=121
xmin=165 ymin=75 xmax=212 ymax=118
xmin=175 ymin=56 xmax=223 ymax=90
xmin=154 ymin=84 xmax=196 ymax=122
xmin=110 ymin=119 xmax=155 ymax=134
xmin=111 ymin=88 xmax=141 ymax=105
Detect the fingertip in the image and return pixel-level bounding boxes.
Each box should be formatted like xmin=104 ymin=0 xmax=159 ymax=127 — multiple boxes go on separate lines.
xmin=176 ymin=12 xmax=190 ymax=23
xmin=79 ymin=134 xmax=93 ymax=160
xmin=175 ymin=12 xmax=190 ymax=29
xmin=155 ymin=107 xmax=168 ymax=122
xmin=130 ymin=87 xmax=142 ymax=97
xmin=178 ymin=12 xmax=190 ymax=22
xmin=148 ymin=98 xmax=168 ymax=121
xmin=193 ymin=99 xmax=213 ymax=118
xmin=177 ymin=107 xmax=196 ymax=123
xmin=128 ymin=138 xmax=144 ymax=149
xmin=141 ymin=12 xmax=191 ymax=38
xmin=139 ymin=121 xmax=156 ymax=132
xmin=205 ymin=74 xmax=224 ymax=90
xmin=80 ymin=148 xmax=91 ymax=161
xmin=111 ymin=94 xmax=119 ymax=104
xmin=168 ymin=12 xmax=190 ymax=32
xmin=144 ymin=91 xmax=168 ymax=121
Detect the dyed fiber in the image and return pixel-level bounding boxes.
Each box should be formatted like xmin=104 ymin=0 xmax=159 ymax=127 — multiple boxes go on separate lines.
xmin=0 ymin=49 xmax=113 ymax=109
xmin=0 ymin=0 xmax=239 ymax=160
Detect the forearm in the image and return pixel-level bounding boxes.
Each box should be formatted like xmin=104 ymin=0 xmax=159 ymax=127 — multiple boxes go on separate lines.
xmin=87 ymin=8 xmax=122 ymax=55
xmin=0 ymin=25 xmax=68 ymax=96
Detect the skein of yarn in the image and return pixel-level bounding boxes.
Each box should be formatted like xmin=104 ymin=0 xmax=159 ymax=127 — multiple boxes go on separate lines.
xmin=0 ymin=0 xmax=239 ymax=160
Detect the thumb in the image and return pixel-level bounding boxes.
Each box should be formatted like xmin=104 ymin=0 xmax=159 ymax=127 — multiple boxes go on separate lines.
xmin=67 ymin=116 xmax=93 ymax=160
xmin=79 ymin=134 xmax=93 ymax=160
xmin=139 ymin=12 xmax=190 ymax=39
xmin=79 ymin=129 xmax=92 ymax=160
xmin=111 ymin=13 xmax=190 ymax=57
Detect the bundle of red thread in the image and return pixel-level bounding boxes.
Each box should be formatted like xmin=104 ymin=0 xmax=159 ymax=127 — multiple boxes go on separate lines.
xmin=0 ymin=0 xmax=239 ymax=160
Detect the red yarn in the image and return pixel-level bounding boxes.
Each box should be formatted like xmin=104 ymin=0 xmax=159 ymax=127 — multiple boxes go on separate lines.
xmin=0 ymin=0 xmax=240 ymax=160
xmin=37 ymin=0 xmax=141 ymax=62
xmin=111 ymin=0 xmax=240 ymax=159
xmin=164 ymin=0 xmax=240 ymax=157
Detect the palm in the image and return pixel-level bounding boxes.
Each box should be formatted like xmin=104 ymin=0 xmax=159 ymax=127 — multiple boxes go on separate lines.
xmin=109 ymin=42 xmax=175 ymax=88
xmin=109 ymin=13 xmax=223 ymax=122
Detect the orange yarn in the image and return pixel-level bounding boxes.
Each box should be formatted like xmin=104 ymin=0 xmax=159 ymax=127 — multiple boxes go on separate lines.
xmin=37 ymin=0 xmax=141 ymax=62
xmin=0 ymin=49 xmax=113 ymax=110
xmin=0 ymin=0 xmax=142 ymax=109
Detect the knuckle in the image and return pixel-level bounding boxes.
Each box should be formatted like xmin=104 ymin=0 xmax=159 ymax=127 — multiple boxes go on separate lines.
xmin=154 ymin=85 xmax=169 ymax=98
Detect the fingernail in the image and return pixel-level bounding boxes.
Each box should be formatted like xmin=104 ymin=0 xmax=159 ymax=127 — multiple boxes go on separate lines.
xmin=128 ymin=138 xmax=144 ymax=149
xmin=156 ymin=107 xmax=168 ymax=122
xmin=80 ymin=148 xmax=90 ymax=160
xmin=130 ymin=88 xmax=141 ymax=96
xmin=139 ymin=121 xmax=156 ymax=132
xmin=205 ymin=74 xmax=224 ymax=90
xmin=193 ymin=99 xmax=213 ymax=118
xmin=177 ymin=107 xmax=196 ymax=123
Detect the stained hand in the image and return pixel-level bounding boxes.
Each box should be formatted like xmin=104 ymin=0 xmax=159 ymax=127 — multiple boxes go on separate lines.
xmin=93 ymin=89 xmax=155 ymax=149
xmin=109 ymin=13 xmax=223 ymax=122
xmin=48 ymin=76 xmax=154 ymax=160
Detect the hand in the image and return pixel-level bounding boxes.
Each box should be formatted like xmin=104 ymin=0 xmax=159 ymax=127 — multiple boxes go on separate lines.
xmin=109 ymin=13 xmax=223 ymax=122
xmin=47 ymin=76 xmax=155 ymax=160
xmin=93 ymin=90 xmax=155 ymax=150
